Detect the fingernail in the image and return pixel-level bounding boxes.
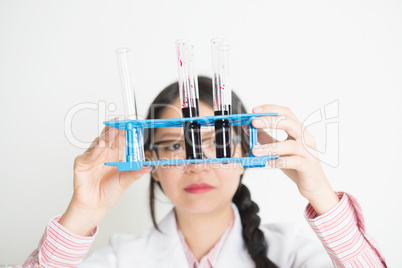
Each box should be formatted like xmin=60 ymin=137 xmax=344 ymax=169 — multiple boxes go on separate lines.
xmin=114 ymin=116 xmax=124 ymax=121
xmin=253 ymin=106 xmax=263 ymax=113
xmin=98 ymin=140 xmax=106 ymax=148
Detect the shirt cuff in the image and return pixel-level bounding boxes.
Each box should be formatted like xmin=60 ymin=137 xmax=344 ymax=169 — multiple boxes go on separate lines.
xmin=304 ymin=192 xmax=387 ymax=266
xmin=38 ymin=216 xmax=98 ymax=266
xmin=51 ymin=215 xmax=98 ymax=238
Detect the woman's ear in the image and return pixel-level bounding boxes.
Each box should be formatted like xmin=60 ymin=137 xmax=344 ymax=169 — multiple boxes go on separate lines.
xmin=152 ymin=172 xmax=160 ymax=182
xmin=239 ymin=166 xmax=245 ymax=176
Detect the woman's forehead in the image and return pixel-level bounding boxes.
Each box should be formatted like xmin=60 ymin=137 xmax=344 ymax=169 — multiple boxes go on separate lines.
xmin=158 ymin=98 xmax=214 ymax=119
xmin=154 ymin=126 xmax=215 ymax=140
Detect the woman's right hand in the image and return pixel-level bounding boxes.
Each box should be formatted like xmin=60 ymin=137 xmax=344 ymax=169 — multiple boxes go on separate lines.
xmin=59 ymin=118 xmax=152 ymax=236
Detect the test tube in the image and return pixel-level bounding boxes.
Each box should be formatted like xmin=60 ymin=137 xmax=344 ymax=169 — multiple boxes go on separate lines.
xmin=211 ymin=38 xmax=232 ymax=158
xmin=176 ymin=40 xmax=202 ymax=159
xmin=115 ymin=48 xmax=139 ymax=120
xmin=115 ymin=48 xmax=144 ymax=161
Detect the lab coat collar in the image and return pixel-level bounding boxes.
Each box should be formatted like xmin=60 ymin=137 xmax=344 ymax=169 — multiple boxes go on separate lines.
xmin=141 ymin=203 xmax=254 ymax=267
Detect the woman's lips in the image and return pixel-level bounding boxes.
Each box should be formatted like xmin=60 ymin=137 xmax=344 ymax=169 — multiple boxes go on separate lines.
xmin=184 ymin=183 xmax=214 ymax=194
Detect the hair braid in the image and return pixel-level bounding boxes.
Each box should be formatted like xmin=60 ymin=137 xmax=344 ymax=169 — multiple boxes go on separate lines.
xmin=233 ymin=183 xmax=278 ymax=268
xmin=149 ymin=176 xmax=162 ymax=233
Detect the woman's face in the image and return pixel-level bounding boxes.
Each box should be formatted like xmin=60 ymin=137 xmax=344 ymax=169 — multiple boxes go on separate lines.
xmin=148 ymin=98 xmax=244 ymax=215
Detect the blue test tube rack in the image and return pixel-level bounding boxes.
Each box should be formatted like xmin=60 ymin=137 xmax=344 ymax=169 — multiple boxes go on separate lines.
xmin=103 ymin=113 xmax=280 ymax=171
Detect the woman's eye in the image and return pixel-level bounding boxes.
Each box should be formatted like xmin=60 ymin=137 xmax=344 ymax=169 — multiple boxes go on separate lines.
xmin=211 ymin=139 xmax=217 ymax=147
xmin=165 ymin=143 xmax=183 ymax=151
xmin=205 ymin=138 xmax=216 ymax=147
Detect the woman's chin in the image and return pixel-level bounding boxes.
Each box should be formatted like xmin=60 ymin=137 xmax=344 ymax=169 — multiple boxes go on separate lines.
xmin=175 ymin=198 xmax=230 ymax=216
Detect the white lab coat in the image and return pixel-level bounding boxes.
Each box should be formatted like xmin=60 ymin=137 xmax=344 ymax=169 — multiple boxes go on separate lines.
xmin=80 ymin=203 xmax=333 ymax=268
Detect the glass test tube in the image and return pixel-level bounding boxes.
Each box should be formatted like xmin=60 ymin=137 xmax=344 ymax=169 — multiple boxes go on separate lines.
xmin=211 ymin=38 xmax=232 ymax=158
xmin=176 ymin=40 xmax=202 ymax=159
xmin=115 ymin=48 xmax=144 ymax=161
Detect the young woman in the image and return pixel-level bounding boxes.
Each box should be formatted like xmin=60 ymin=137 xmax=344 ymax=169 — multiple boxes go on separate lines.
xmin=24 ymin=77 xmax=386 ymax=267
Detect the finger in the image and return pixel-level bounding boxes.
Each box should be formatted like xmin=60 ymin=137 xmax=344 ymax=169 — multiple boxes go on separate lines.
xmin=79 ymin=139 xmax=107 ymax=164
xmin=92 ymin=139 xmax=106 ymax=157
xmin=85 ymin=136 xmax=100 ymax=153
xmin=100 ymin=117 xmax=124 ymax=146
xmin=253 ymin=104 xmax=299 ymax=122
xmin=252 ymin=104 xmax=305 ymax=141
xmin=85 ymin=117 xmax=124 ymax=153
xmin=85 ymin=127 xmax=118 ymax=154
xmin=267 ymin=155 xmax=307 ymax=172
xmin=110 ymin=129 xmax=126 ymax=150
xmin=100 ymin=116 xmax=124 ymax=136
xmin=252 ymin=140 xmax=308 ymax=158
xmin=251 ymin=114 xmax=305 ymax=142
xmin=108 ymin=129 xmax=128 ymax=162
xmin=104 ymin=127 xmax=119 ymax=147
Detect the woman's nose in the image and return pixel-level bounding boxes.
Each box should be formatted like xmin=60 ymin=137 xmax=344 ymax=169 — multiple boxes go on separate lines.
xmin=184 ymin=162 xmax=210 ymax=174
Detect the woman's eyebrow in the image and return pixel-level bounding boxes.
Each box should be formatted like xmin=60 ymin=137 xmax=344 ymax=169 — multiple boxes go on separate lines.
xmin=157 ymin=126 xmax=215 ymax=139
xmin=157 ymin=132 xmax=184 ymax=140
xmin=201 ymin=126 xmax=214 ymax=133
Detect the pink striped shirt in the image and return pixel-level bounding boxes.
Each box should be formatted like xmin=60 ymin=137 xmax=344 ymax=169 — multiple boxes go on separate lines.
xmin=305 ymin=192 xmax=387 ymax=267
xmin=175 ymin=209 xmax=235 ymax=268
xmin=23 ymin=192 xmax=387 ymax=267
xmin=24 ymin=216 xmax=97 ymax=267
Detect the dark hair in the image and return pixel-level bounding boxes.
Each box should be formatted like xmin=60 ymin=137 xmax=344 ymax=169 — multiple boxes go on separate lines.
xmin=143 ymin=76 xmax=277 ymax=268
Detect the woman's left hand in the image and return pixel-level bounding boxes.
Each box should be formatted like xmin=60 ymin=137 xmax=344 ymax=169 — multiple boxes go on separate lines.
xmin=249 ymin=104 xmax=339 ymax=215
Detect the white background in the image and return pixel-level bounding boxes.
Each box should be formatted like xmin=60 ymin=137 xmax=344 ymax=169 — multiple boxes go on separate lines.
xmin=0 ymin=0 xmax=401 ymax=266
